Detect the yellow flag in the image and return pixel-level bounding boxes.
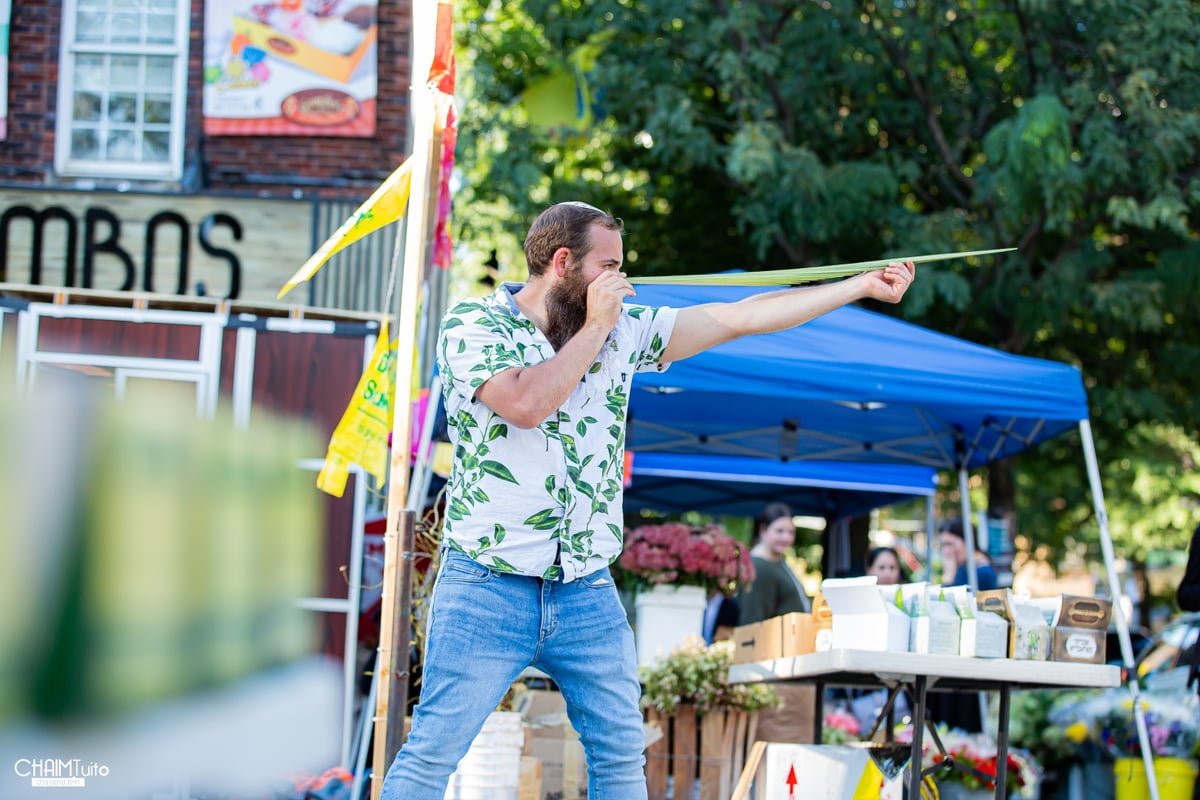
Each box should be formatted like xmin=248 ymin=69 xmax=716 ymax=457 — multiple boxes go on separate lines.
xmin=277 ymin=159 xmax=414 ymax=299
xmin=316 ymin=321 xmax=394 ymax=497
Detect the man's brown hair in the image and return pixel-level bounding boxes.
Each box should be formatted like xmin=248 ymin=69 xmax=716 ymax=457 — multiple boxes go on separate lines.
xmin=523 ymin=202 xmax=623 ymax=277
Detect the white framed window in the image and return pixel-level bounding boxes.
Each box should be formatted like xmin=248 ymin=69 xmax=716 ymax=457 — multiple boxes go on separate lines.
xmin=55 ymin=0 xmax=191 ymax=181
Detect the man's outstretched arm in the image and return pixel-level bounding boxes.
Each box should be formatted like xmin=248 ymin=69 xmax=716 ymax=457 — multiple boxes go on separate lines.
xmin=662 ymin=261 xmax=914 ymax=364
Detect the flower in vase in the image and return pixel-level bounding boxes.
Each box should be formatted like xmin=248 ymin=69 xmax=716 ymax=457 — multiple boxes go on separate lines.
xmin=615 ymin=521 xmax=754 ymax=596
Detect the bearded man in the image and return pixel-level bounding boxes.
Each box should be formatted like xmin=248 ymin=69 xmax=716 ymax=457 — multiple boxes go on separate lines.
xmin=379 ymin=201 xmax=915 ymax=799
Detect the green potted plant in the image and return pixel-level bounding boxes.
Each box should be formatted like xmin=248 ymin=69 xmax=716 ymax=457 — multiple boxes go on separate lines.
xmin=639 ymin=636 xmax=779 ymax=800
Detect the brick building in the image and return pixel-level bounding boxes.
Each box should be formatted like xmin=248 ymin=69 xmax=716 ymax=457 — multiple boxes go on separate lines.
xmin=0 ymin=6 xmax=441 ymax=753
xmin=0 ymin=0 xmax=422 ymax=309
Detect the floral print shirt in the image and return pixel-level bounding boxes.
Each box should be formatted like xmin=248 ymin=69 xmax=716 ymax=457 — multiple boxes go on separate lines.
xmin=437 ymin=282 xmax=678 ymax=582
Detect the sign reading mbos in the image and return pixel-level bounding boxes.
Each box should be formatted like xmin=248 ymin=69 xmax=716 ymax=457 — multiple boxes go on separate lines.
xmin=0 ymin=204 xmax=242 ymax=297
xmin=0 ymin=191 xmax=312 ymax=302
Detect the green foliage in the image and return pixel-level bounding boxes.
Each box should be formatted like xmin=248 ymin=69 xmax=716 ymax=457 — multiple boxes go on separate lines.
xmin=454 ymin=0 xmax=1200 ymax=563
xmin=1003 ymin=690 xmax=1092 ymax=771
xmin=638 ymin=637 xmax=779 ymax=717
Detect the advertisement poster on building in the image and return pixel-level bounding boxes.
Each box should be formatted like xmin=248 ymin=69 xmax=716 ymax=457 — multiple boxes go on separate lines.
xmin=0 ymin=0 xmax=10 ymax=140
xmin=202 ymin=0 xmax=377 ymax=137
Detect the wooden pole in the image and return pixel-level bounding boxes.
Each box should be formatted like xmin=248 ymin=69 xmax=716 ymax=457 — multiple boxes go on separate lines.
xmin=369 ymin=76 xmax=439 ymax=800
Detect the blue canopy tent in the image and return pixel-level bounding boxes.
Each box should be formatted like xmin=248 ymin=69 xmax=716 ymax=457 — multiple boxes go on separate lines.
xmin=626 ymin=283 xmax=1155 ymax=792
xmin=627 ymin=284 xmax=1087 ymax=470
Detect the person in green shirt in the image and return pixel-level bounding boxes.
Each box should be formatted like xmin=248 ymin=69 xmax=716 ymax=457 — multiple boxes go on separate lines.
xmin=738 ymin=501 xmax=811 ymax=625
xmin=736 ymin=501 xmax=816 ymax=744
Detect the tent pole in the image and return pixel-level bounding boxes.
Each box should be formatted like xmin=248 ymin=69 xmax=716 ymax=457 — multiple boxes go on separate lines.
xmin=1079 ymin=420 xmax=1159 ymax=800
xmin=957 ymin=467 xmax=978 ymax=593
xmin=956 ymin=466 xmax=989 ymax=727
xmin=924 ymin=494 xmax=935 ymax=582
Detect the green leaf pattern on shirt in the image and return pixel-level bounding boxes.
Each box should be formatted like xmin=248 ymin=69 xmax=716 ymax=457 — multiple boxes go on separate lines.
xmin=436 ymin=285 xmax=676 ymax=581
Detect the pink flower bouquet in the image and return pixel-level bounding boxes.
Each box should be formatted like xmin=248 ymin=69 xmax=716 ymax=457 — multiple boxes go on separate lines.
xmin=616 ymin=521 xmax=754 ymax=596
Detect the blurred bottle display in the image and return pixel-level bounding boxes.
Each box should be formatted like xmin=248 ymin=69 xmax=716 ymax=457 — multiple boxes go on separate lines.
xmin=1 ymin=374 xmax=324 ymax=724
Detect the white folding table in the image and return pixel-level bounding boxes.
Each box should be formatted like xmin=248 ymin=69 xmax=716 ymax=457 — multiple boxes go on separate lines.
xmin=729 ymin=649 xmax=1121 ymax=800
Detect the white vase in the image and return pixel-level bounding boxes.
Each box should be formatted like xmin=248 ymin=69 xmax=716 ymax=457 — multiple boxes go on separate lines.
xmin=634 ymin=584 xmax=707 ymax=667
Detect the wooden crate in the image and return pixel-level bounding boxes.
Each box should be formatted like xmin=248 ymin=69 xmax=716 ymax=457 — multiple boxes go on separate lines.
xmin=645 ymin=705 xmax=759 ymax=800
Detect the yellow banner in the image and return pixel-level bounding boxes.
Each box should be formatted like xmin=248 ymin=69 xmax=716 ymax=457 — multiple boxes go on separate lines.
xmin=277 ymin=158 xmax=414 ymax=298
xmin=316 ymin=320 xmax=395 ymax=497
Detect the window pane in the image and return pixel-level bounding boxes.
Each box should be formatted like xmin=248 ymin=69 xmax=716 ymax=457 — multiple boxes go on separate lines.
xmin=74 ymin=55 xmax=106 ymax=90
xmin=60 ymin=0 xmax=187 ymax=178
xmin=108 ymin=93 xmax=138 ymax=123
xmin=76 ymin=12 xmax=108 ymax=43
xmin=145 ymin=56 xmax=173 ymax=88
xmin=73 ymin=91 xmax=102 ymax=122
xmin=111 ymin=13 xmax=141 ymax=44
xmin=144 ymin=95 xmax=171 ymax=124
xmin=143 ymin=131 xmax=170 ymax=163
xmin=146 ymin=11 xmax=176 ymax=44
xmin=106 ymin=130 xmax=137 ymax=160
xmin=110 ymin=56 xmax=140 ymax=87
xmin=72 ymin=128 xmax=100 ymax=160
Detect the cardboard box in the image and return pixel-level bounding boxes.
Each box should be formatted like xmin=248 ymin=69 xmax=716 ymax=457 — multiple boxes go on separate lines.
xmin=908 ymin=586 xmax=961 ymax=656
xmin=820 ymin=577 xmax=911 ymax=652
xmin=953 ymin=590 xmax=1009 ymax=658
xmin=732 ymin=612 xmax=816 ymax=663
xmin=732 ymin=619 xmax=768 ymax=664
xmin=517 ymin=689 xmax=587 ymax=800
xmin=232 ymin=15 xmax=376 ymax=83
xmin=978 ymin=589 xmax=1050 ymax=660
xmin=518 ymin=756 xmax=542 ymax=800
xmin=759 ymin=744 xmax=904 ymax=800
xmin=1050 ymin=595 xmax=1112 ymax=664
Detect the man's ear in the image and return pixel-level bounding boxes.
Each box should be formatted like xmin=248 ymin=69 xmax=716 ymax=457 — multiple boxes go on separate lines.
xmin=551 ymin=247 xmax=571 ymax=278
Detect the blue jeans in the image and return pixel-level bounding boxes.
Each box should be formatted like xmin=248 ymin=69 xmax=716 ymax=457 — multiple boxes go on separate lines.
xmin=379 ymin=548 xmax=647 ymax=800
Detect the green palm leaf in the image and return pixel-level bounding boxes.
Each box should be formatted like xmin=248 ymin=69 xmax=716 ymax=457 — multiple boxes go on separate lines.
xmin=628 ymin=247 xmax=1015 ymax=285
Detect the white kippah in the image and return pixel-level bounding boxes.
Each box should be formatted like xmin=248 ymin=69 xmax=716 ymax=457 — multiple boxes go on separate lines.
xmin=556 ymin=201 xmax=604 ymax=213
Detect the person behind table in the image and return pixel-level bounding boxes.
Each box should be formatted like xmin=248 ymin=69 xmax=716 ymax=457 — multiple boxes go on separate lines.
xmin=735 ymin=502 xmax=816 ymax=744
xmin=865 ymin=545 xmax=908 ymax=585
xmin=847 ymin=546 xmax=912 ymax=732
xmin=737 ymin=502 xmax=811 ymax=625
xmin=930 ymin=516 xmax=995 ymax=733
xmin=377 ymin=201 xmax=915 ymax=799
xmin=939 ymin=516 xmax=997 ymax=591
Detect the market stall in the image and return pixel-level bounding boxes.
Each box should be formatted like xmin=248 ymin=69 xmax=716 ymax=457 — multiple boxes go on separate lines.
xmin=626 ymin=282 xmax=1157 ymax=794
xmin=729 ymin=650 xmax=1121 ymax=800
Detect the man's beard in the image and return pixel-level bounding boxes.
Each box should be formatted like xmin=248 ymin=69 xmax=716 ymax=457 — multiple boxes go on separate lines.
xmin=543 ymin=266 xmax=590 ymax=351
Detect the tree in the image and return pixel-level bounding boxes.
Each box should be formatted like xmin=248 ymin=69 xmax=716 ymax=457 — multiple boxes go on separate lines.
xmin=453 ymin=0 xmax=1200 ymax=567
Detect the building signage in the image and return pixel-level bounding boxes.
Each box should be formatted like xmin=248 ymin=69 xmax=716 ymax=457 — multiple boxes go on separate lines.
xmin=202 ymin=0 xmax=378 ymax=137
xmin=0 ymin=190 xmax=314 ymax=303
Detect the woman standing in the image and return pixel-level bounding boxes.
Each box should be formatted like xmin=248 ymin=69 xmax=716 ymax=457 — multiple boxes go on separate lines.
xmin=736 ymin=502 xmax=815 ymax=744
xmin=737 ymin=502 xmax=810 ymax=626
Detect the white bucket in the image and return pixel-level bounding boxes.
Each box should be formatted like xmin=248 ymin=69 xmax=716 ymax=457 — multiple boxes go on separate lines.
xmin=444 ymin=712 xmax=524 ymax=800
